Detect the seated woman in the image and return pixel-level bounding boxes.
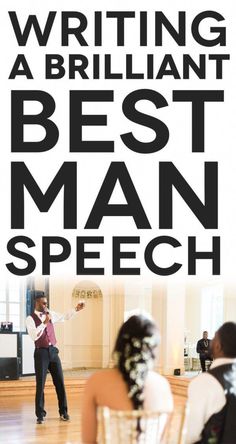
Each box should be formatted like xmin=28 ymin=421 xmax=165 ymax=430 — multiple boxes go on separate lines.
xmin=81 ymin=314 xmax=173 ymax=443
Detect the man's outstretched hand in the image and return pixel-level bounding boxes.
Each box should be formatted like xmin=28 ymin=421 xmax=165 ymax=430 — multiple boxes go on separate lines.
xmin=75 ymin=302 xmax=85 ymax=312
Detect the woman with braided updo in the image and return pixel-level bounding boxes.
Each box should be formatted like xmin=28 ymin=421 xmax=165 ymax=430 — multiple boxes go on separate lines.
xmin=81 ymin=314 xmax=173 ymax=444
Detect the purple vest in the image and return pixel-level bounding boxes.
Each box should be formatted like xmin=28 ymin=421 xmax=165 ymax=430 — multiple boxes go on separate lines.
xmin=31 ymin=312 xmax=57 ymax=348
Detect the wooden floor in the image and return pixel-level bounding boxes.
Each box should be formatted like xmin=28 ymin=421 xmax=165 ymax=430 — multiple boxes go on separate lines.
xmin=0 ymin=392 xmax=82 ymax=444
xmin=0 ymin=373 xmax=190 ymax=443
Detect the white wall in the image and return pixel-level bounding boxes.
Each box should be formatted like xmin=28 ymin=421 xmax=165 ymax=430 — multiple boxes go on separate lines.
xmin=32 ymin=277 xmax=236 ymax=373
xmin=184 ymin=282 xmax=236 ymax=357
xmin=224 ymin=285 xmax=236 ymax=322
xmin=49 ymin=277 xmax=103 ymax=369
xmin=184 ymin=284 xmax=202 ymax=356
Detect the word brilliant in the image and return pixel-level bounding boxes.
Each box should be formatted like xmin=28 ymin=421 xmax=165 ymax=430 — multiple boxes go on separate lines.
xmin=9 ymin=10 xmax=229 ymax=81
xmin=5 ymin=9 xmax=226 ymax=279
xmin=10 ymin=53 xmax=230 ymax=81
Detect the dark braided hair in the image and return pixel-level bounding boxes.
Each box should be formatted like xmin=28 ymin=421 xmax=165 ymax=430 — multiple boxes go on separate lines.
xmin=113 ymin=315 xmax=160 ymax=410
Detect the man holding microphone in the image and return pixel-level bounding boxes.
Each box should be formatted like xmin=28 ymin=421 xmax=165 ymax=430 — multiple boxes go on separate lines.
xmin=26 ymin=291 xmax=85 ymax=424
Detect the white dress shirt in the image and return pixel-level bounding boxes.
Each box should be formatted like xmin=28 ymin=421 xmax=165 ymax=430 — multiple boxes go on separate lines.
xmin=186 ymin=357 xmax=236 ymax=444
xmin=26 ymin=309 xmax=77 ymax=342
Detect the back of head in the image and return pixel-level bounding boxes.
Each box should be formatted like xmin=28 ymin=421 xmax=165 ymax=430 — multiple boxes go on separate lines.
xmin=113 ymin=314 xmax=160 ymax=410
xmin=34 ymin=290 xmax=45 ymax=301
xmin=217 ymin=322 xmax=236 ymax=358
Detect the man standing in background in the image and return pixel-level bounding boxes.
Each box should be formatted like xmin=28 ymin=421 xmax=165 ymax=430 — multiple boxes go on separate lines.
xmin=196 ymin=331 xmax=212 ymax=372
xmin=26 ymin=291 xmax=85 ymax=424
xmin=187 ymin=322 xmax=236 ymax=444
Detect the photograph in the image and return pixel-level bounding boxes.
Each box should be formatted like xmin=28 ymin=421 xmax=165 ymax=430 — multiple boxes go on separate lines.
xmin=0 ymin=1 xmax=235 ymax=443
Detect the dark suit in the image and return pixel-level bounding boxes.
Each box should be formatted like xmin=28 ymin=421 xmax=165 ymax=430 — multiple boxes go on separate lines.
xmin=28 ymin=312 xmax=68 ymax=419
xmin=34 ymin=345 xmax=67 ymax=418
xmin=196 ymin=338 xmax=212 ymax=372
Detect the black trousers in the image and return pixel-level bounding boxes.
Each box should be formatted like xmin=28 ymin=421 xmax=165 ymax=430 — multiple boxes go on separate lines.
xmin=200 ymin=355 xmax=212 ymax=372
xmin=34 ymin=346 xmax=68 ymax=418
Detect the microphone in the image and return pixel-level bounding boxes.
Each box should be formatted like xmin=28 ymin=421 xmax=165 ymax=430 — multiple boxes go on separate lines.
xmin=42 ymin=310 xmax=51 ymax=324
xmin=42 ymin=309 xmax=49 ymax=314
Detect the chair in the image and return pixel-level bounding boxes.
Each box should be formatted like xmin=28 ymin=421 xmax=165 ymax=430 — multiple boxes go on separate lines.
xmin=205 ymin=359 xmax=212 ymax=372
xmin=97 ymin=403 xmax=188 ymax=444
xmin=184 ymin=357 xmax=192 ymax=372
xmin=192 ymin=357 xmax=212 ymax=373
xmin=191 ymin=357 xmax=201 ymax=372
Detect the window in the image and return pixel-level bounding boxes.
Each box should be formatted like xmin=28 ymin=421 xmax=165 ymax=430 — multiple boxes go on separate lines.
xmin=0 ymin=279 xmax=26 ymax=332
xmin=201 ymin=285 xmax=224 ymax=338
xmin=124 ymin=282 xmax=152 ymax=321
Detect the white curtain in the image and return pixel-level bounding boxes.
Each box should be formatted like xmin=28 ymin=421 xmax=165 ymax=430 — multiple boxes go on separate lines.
xmin=201 ymin=286 xmax=224 ymax=339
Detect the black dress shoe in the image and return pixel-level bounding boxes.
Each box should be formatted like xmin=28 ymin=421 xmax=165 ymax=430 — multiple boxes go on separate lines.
xmin=36 ymin=417 xmax=44 ymax=424
xmin=60 ymin=413 xmax=70 ymax=421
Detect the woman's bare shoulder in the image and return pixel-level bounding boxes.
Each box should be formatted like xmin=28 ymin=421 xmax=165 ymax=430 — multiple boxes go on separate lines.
xmin=86 ymin=368 xmax=120 ymax=385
